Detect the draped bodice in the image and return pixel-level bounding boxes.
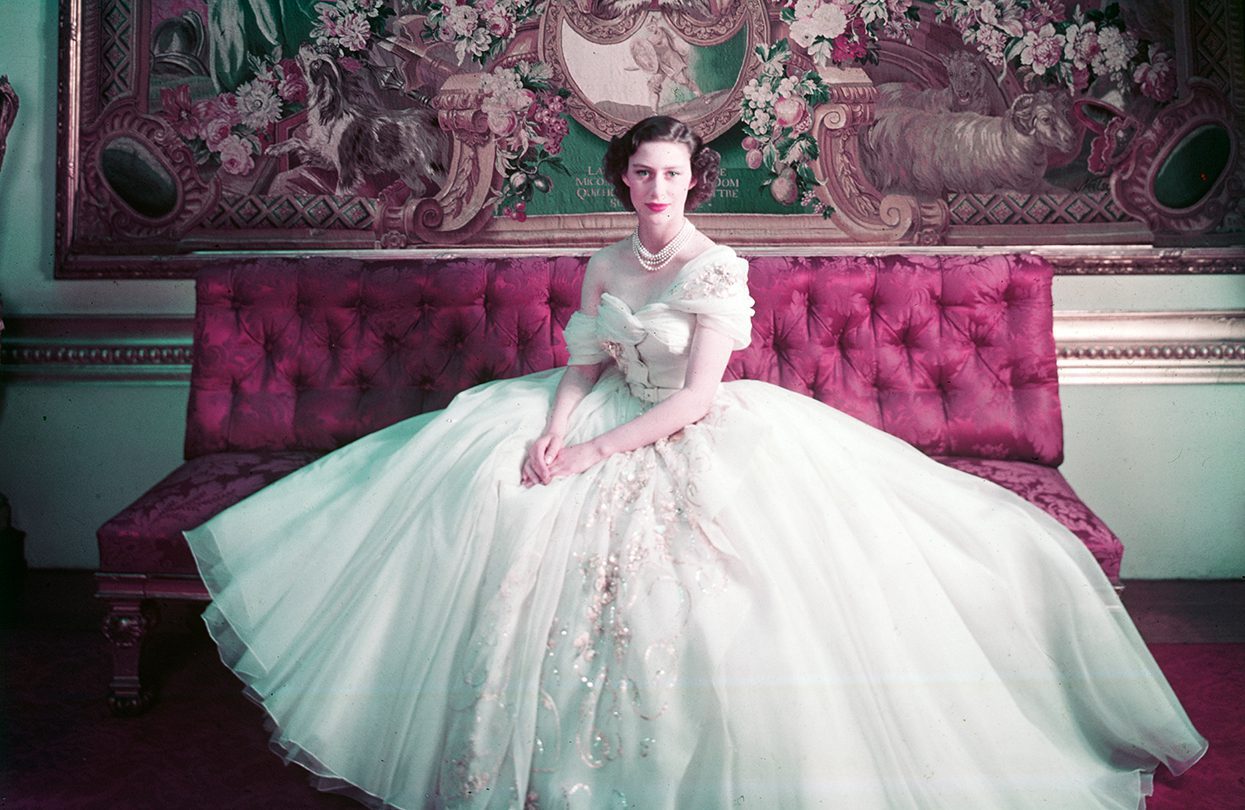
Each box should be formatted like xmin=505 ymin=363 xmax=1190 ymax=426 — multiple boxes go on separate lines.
xmin=562 ymin=245 xmax=755 ymax=403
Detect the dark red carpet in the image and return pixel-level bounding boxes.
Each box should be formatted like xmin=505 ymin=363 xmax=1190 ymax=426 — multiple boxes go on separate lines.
xmin=1145 ymin=643 xmax=1245 ymax=809
xmin=1 ymin=578 xmax=1242 ymax=809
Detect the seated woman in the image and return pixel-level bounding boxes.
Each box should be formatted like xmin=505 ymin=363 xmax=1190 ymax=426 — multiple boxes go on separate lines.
xmin=186 ymin=115 xmax=1205 ymax=808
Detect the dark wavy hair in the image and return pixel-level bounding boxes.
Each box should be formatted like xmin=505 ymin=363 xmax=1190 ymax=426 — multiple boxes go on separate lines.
xmin=602 ymin=116 xmax=721 ymax=212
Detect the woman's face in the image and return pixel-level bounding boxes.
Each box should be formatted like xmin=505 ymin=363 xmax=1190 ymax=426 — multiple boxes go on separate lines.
xmin=622 ymin=139 xmax=697 ymax=227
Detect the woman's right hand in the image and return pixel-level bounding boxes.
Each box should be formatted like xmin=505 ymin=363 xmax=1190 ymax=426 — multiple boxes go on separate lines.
xmin=521 ymin=431 xmax=564 ymax=487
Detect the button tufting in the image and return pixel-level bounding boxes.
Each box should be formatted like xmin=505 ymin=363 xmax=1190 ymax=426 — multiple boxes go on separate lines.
xmin=184 ymin=254 xmax=1063 ymax=478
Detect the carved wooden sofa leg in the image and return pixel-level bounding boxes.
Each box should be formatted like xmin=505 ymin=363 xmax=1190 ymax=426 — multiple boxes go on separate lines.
xmin=96 ymin=573 xmax=210 ymax=715
xmin=96 ymin=569 xmax=169 ymax=716
xmin=100 ymin=595 xmax=159 ymax=716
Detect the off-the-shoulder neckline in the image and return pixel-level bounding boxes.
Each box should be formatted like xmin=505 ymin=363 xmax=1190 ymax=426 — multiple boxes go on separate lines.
xmin=602 ymin=244 xmax=739 ymax=315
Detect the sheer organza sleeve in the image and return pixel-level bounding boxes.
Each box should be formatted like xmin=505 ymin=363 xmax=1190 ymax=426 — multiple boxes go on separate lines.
xmin=668 ymin=253 xmax=754 ymax=350
xmin=561 ymin=310 xmax=608 ymax=365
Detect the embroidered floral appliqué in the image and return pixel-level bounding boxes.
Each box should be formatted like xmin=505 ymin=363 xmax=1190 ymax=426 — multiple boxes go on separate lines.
xmin=601 ymin=340 xmax=629 ymax=375
xmin=675 ymin=260 xmax=743 ymax=299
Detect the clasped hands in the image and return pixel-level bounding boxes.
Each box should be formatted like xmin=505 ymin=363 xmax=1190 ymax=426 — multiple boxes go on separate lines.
xmin=520 ymin=432 xmax=605 ymax=487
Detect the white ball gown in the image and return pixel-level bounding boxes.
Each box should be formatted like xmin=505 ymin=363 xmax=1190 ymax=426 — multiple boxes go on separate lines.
xmin=186 ymin=245 xmax=1205 ymax=809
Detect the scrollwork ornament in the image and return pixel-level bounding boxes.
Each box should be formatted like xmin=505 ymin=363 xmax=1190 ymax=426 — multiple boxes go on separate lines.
xmin=376 ymin=73 xmax=502 ymax=246
xmin=1109 ymin=80 xmax=1238 ymax=234
xmin=77 ymin=101 xmax=219 ymax=244
xmin=819 ymin=102 xmax=851 ymax=132
xmin=433 ymin=85 xmax=493 ymax=148
xmin=810 ymin=97 xmax=947 ymax=243
xmin=557 ymin=3 xmax=648 ymax=43
xmin=662 ymin=4 xmax=752 ymax=46
xmin=540 ymin=0 xmax=769 ymax=140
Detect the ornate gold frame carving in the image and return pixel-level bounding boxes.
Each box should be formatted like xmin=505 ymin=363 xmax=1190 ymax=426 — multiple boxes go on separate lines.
xmin=1040 ymin=245 xmax=1245 ymax=274
xmin=0 ymin=74 xmax=18 ymax=174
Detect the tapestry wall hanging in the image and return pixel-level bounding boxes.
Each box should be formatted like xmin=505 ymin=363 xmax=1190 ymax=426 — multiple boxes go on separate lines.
xmin=57 ymin=0 xmax=1245 ymax=276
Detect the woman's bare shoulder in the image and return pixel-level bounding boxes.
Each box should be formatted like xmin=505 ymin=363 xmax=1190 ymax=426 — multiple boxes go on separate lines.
xmin=590 ymin=237 xmax=630 ymax=265
xmin=586 ymin=239 xmax=630 ymax=280
xmin=582 ymin=239 xmax=628 ymax=309
xmin=681 ymin=230 xmax=718 ymax=261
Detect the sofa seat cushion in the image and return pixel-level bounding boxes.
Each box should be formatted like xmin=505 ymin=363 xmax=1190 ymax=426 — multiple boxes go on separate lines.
xmin=97 ymin=451 xmax=321 ymax=575
xmin=935 ymin=456 xmax=1123 ymax=581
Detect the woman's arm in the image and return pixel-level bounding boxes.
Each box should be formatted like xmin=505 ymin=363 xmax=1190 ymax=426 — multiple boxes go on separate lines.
xmin=537 ymin=321 xmax=735 ymax=484
xmin=522 ymin=361 xmax=604 ymax=485
xmin=521 ymin=253 xmax=608 ymax=485
xmin=543 ymin=361 xmax=603 ymax=438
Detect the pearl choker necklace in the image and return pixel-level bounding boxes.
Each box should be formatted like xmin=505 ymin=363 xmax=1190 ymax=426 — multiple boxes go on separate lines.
xmin=631 ymin=220 xmax=694 ymax=273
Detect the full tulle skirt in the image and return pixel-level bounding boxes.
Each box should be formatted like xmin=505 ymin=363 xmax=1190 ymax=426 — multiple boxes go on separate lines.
xmin=186 ymin=367 xmax=1206 ymax=809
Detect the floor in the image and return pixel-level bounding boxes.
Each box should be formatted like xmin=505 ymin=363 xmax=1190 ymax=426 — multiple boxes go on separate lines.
xmin=1116 ymin=578 xmax=1245 ymax=643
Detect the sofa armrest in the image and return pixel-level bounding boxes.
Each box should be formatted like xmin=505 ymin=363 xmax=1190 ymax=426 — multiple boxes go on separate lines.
xmin=934 ymin=456 xmax=1124 ymax=582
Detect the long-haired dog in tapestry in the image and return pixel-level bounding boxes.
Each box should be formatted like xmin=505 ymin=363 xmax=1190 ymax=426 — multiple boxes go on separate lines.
xmin=269 ymin=46 xmax=450 ymax=197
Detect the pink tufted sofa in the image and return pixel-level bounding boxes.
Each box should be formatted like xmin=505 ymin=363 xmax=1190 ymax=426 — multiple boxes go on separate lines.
xmin=96 ymin=252 xmax=1123 ymax=713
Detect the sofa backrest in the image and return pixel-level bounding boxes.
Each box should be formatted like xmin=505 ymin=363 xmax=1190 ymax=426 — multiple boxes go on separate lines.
xmin=737 ymin=254 xmax=1062 ymax=465
xmin=186 ymin=253 xmax=1062 ymax=465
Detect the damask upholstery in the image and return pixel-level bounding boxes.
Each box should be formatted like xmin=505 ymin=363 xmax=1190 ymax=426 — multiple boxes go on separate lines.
xmin=934 ymin=456 xmax=1123 ymax=576
xmin=95 ymin=252 xmax=1123 ymax=712
xmin=185 ymin=256 xmax=585 ymax=456
xmin=737 ymin=254 xmax=1062 ymax=465
xmin=180 ymin=253 xmax=1062 ymax=464
xmin=97 ymin=451 xmax=320 ymax=575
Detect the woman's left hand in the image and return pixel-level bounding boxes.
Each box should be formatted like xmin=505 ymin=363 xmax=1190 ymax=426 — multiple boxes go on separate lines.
xmin=544 ymin=441 xmax=606 ymax=482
